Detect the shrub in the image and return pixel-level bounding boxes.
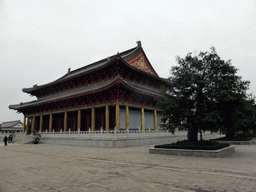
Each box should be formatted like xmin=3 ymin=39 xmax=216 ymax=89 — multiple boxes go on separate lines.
xmin=154 ymin=140 xmax=230 ymax=150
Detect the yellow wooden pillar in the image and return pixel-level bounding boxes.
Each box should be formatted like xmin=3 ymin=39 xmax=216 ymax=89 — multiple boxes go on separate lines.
xmin=49 ymin=112 xmax=53 ymax=132
xmin=141 ymin=107 xmax=145 ymax=132
xmin=91 ymin=106 xmax=95 ymax=131
xmin=125 ymin=103 xmax=129 ymax=131
xmin=154 ymin=109 xmax=157 ymax=132
xmin=22 ymin=116 xmax=26 ymax=133
xmin=77 ymin=108 xmax=81 ymax=131
xmin=39 ymin=114 xmax=43 ymax=132
xmin=26 ymin=117 xmax=29 ymax=135
xmin=105 ymin=104 xmax=109 ymax=132
xmin=64 ymin=111 xmax=67 ymax=132
xmin=31 ymin=115 xmax=35 ymax=134
xmin=115 ymin=101 xmax=120 ymax=131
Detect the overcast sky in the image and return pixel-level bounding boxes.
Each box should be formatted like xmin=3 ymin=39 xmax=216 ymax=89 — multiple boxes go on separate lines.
xmin=0 ymin=0 xmax=256 ymax=123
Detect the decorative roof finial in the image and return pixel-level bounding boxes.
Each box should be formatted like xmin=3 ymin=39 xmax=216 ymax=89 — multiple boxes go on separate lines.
xmin=136 ymin=41 xmax=141 ymax=47
xmin=68 ymin=68 xmax=71 ymax=74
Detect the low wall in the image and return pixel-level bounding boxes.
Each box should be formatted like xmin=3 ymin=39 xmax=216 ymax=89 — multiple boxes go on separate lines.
xmin=149 ymin=145 xmax=235 ymax=157
xmin=217 ymin=140 xmax=255 ymax=145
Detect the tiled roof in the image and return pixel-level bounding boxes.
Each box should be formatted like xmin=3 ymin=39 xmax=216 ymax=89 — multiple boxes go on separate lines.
xmin=22 ymin=44 xmax=140 ymax=93
xmin=1 ymin=120 xmax=23 ymax=128
xmin=22 ymin=42 xmax=165 ymax=93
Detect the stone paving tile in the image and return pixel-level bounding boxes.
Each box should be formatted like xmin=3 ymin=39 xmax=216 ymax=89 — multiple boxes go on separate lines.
xmin=1 ymin=142 xmax=256 ymax=191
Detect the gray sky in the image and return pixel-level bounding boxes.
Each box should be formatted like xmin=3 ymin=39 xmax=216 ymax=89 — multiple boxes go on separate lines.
xmin=1 ymin=0 xmax=256 ymax=123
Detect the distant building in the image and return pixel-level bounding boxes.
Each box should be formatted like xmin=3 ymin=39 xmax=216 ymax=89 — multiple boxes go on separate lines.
xmin=9 ymin=42 xmax=169 ymax=134
xmin=1 ymin=120 xmax=23 ymax=133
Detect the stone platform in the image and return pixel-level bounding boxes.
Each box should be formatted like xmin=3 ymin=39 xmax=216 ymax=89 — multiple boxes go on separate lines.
xmin=36 ymin=133 xmax=219 ymax=147
xmin=149 ymin=145 xmax=235 ymax=157
xmin=40 ymin=136 xmax=179 ymax=147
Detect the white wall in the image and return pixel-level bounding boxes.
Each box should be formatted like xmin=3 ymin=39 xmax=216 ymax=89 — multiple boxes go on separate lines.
xmin=129 ymin=109 xmax=141 ymax=129
xmin=13 ymin=122 xmax=23 ymax=128
xmin=120 ymin=108 xmax=125 ymax=129
xmin=119 ymin=108 xmax=163 ymax=130
xmin=157 ymin=113 xmax=163 ymax=130
xmin=145 ymin=111 xmax=154 ymax=130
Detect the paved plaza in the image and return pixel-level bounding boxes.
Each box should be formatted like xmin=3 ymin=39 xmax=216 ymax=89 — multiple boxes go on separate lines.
xmin=1 ymin=142 xmax=256 ymax=192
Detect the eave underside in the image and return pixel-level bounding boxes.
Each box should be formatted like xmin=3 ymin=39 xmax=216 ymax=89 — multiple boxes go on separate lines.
xmin=10 ymin=78 xmax=162 ymax=115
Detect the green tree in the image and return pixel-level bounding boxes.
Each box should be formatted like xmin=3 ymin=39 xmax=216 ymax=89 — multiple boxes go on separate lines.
xmin=158 ymin=47 xmax=250 ymax=141
xmin=234 ymin=96 xmax=256 ymax=136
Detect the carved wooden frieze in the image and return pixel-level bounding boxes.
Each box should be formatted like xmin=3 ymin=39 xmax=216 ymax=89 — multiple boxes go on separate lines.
xmin=127 ymin=53 xmax=157 ymax=76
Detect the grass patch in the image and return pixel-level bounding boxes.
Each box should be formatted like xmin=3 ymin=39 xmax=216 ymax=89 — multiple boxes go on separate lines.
xmin=154 ymin=140 xmax=230 ymax=150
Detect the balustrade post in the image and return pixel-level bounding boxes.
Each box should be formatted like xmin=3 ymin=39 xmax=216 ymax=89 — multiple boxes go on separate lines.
xmin=46 ymin=130 xmax=48 ymax=134
xmin=114 ymin=127 xmax=116 ymax=140
xmin=60 ymin=129 xmax=62 ymax=138
xmin=139 ymin=128 xmax=141 ymax=138
xmin=149 ymin=128 xmax=151 ymax=138
xmin=89 ymin=128 xmax=91 ymax=139
xmin=101 ymin=127 xmax=103 ymax=139
xmin=52 ymin=129 xmax=54 ymax=138
xmin=127 ymin=127 xmax=129 ymax=138
xmin=69 ymin=128 xmax=71 ymax=139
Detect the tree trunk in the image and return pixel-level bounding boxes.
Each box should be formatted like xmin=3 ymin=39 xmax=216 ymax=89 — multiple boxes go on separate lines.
xmin=187 ymin=127 xmax=198 ymax=142
xmin=200 ymin=129 xmax=203 ymax=141
xmin=225 ymin=129 xmax=234 ymax=138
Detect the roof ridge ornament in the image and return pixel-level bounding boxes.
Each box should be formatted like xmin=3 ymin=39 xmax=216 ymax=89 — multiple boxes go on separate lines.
xmin=136 ymin=41 xmax=141 ymax=47
xmin=68 ymin=68 xmax=71 ymax=74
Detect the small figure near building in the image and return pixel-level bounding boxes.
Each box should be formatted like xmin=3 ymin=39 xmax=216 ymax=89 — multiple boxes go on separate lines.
xmin=3 ymin=136 xmax=8 ymax=146
xmin=10 ymin=134 xmax=13 ymax=143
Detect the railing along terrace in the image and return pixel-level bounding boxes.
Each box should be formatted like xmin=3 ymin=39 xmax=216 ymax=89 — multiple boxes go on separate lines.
xmin=0 ymin=131 xmax=24 ymax=136
xmin=39 ymin=127 xmax=174 ymax=139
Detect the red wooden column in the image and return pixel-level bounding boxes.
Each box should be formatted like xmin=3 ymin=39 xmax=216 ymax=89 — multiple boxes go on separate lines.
xmin=115 ymin=101 xmax=120 ymax=131
xmin=141 ymin=107 xmax=145 ymax=132
xmin=34 ymin=116 xmax=37 ymax=132
xmin=64 ymin=111 xmax=67 ymax=132
xmin=154 ymin=109 xmax=157 ymax=131
xmin=77 ymin=108 xmax=81 ymax=131
xmin=91 ymin=106 xmax=95 ymax=131
xmin=39 ymin=114 xmax=43 ymax=133
xmin=105 ymin=104 xmax=109 ymax=132
xmin=49 ymin=112 xmax=53 ymax=132
xmin=31 ymin=115 xmax=35 ymax=134
xmin=125 ymin=103 xmax=129 ymax=131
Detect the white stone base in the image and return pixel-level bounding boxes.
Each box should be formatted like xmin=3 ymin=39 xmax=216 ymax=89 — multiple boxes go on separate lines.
xmin=149 ymin=145 xmax=235 ymax=157
xmin=37 ymin=137 xmax=176 ymax=147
